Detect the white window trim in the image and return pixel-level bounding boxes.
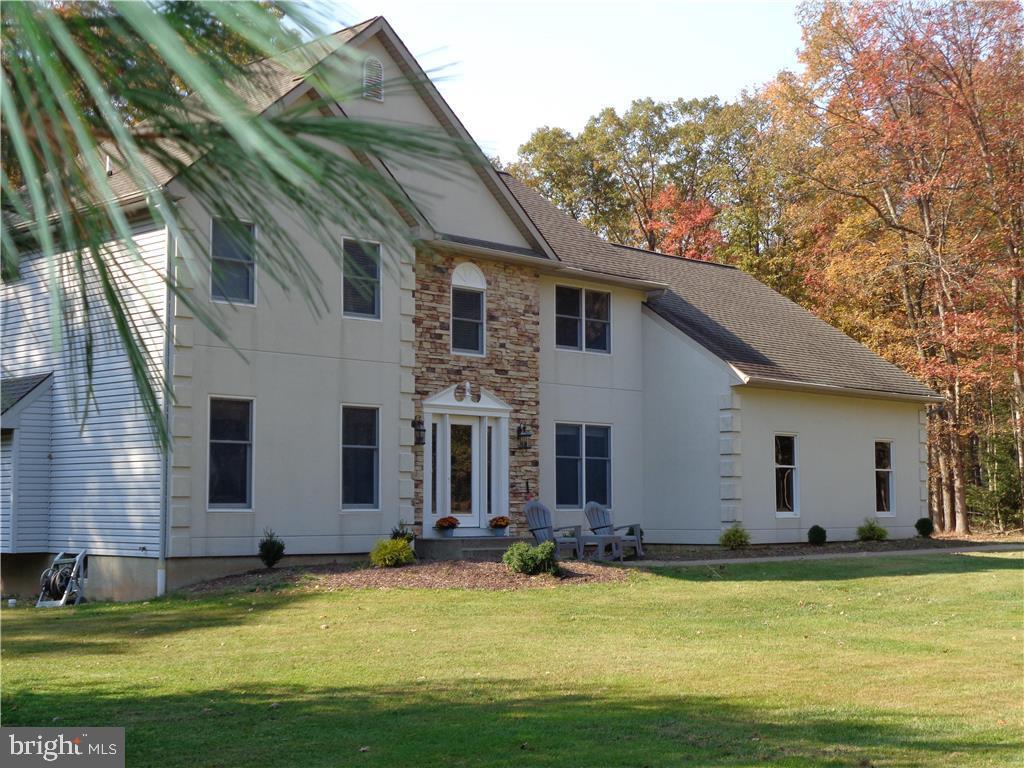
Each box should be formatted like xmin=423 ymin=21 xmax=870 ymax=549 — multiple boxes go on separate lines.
xmin=554 ymin=284 xmax=612 ymax=355
xmin=553 ymin=421 xmax=613 ymax=510
xmin=774 ymin=432 xmax=799 ymax=518
xmin=340 ymin=403 xmax=381 ymax=512
xmin=451 ymin=286 xmax=486 ymax=357
xmin=209 ymin=217 xmax=258 ymax=307
xmin=207 ymin=395 xmax=254 ymax=512
xmin=341 ymin=238 xmax=383 ymax=321
xmin=874 ymin=439 xmax=895 ymax=518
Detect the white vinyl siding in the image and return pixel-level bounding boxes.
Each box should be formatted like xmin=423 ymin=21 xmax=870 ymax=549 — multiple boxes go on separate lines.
xmin=1 ymin=431 xmax=11 ymax=552
xmin=13 ymin=390 xmax=52 ymax=551
xmin=0 ymin=223 xmax=167 ymax=557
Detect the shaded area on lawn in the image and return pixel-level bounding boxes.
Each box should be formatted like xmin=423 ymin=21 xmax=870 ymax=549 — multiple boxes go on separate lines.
xmin=643 ymin=552 xmax=1024 ymax=583
xmin=3 ymin=681 xmax=1016 ymax=768
xmin=0 ymin=590 xmax=324 ymax=658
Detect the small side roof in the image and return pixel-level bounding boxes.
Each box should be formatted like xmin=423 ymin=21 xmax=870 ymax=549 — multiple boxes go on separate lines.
xmin=1 ymin=373 xmax=52 ymax=414
xmin=499 ymin=172 xmax=939 ymax=402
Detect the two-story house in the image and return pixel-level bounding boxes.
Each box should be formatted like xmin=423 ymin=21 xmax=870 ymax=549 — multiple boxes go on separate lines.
xmin=1 ymin=17 xmax=939 ymax=600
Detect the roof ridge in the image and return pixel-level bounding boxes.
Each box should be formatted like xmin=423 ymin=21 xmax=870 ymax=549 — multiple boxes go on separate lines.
xmin=242 ymin=17 xmax=379 ymax=68
xmin=610 ymin=241 xmax=738 ymax=270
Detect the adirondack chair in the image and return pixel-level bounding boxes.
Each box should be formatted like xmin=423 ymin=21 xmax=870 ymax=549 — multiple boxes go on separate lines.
xmin=524 ymin=501 xmax=583 ymax=560
xmin=584 ymin=502 xmax=644 ymax=559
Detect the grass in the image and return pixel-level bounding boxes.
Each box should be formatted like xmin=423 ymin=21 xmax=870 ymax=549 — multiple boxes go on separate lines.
xmin=2 ymin=553 xmax=1022 ymax=767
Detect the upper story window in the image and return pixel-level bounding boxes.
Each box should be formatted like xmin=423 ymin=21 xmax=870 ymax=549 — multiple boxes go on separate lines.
xmin=875 ymin=441 xmax=893 ymax=515
xmin=362 ymin=57 xmax=384 ymax=101
xmin=451 ymin=262 xmax=486 ymax=355
xmin=211 ymin=218 xmax=255 ymax=304
xmin=555 ymin=286 xmax=610 ymax=353
xmin=775 ymin=434 xmax=798 ymax=516
xmin=342 ymin=240 xmax=381 ymax=319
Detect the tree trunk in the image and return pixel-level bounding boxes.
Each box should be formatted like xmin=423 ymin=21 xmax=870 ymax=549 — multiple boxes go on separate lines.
xmin=949 ymin=425 xmax=970 ymax=535
xmin=928 ymin=437 xmax=943 ymax=531
xmin=937 ymin=421 xmax=955 ymax=533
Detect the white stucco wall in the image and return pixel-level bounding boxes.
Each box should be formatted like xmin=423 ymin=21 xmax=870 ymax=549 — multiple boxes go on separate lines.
xmin=341 ymin=35 xmax=533 ymax=249
xmin=538 ymin=276 xmax=646 ymax=531
xmin=736 ymin=388 xmax=927 ymax=542
xmin=641 ymin=309 xmax=742 ymax=543
xmin=167 ymin=182 xmax=417 ymax=558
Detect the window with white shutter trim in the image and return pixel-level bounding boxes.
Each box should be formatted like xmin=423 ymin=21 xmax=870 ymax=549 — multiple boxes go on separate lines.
xmin=451 ymin=262 xmax=487 ymax=355
xmin=343 ymin=240 xmax=381 ymax=318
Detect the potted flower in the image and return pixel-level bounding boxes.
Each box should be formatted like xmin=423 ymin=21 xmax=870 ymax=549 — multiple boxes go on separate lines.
xmin=488 ymin=516 xmax=511 ymax=536
xmin=434 ymin=516 xmax=460 ymax=537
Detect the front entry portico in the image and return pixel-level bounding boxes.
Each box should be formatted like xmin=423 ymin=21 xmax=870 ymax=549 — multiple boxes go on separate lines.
xmin=423 ymin=382 xmax=511 ymax=536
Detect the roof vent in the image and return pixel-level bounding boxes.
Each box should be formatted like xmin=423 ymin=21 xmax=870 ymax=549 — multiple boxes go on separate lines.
xmin=362 ymin=57 xmax=383 ymax=101
xmin=105 ymin=154 xmax=113 ymax=176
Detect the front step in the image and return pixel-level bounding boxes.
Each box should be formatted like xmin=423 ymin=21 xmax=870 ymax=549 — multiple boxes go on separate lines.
xmin=416 ymin=535 xmax=528 ymax=562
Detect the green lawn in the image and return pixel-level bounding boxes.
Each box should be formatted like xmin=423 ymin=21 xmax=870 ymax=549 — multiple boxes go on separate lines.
xmin=2 ymin=553 xmax=1022 ymax=767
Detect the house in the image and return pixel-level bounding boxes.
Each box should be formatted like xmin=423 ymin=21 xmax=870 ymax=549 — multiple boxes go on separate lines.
xmin=0 ymin=17 xmax=939 ymax=600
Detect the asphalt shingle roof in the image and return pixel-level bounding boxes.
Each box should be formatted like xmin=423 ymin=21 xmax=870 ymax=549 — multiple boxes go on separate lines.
xmin=1 ymin=373 xmax=51 ymax=414
xmin=499 ymin=172 xmax=937 ymax=401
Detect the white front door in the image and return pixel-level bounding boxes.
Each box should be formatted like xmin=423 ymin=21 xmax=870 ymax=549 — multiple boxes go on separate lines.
xmin=447 ymin=415 xmax=480 ymax=527
xmin=423 ymin=383 xmax=512 ymax=534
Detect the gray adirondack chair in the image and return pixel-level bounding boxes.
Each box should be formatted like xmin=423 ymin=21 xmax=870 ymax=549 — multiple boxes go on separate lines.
xmin=584 ymin=501 xmax=644 ymax=559
xmin=524 ymin=501 xmax=583 ymax=559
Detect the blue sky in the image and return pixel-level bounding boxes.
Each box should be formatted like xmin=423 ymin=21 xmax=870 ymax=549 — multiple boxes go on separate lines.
xmin=329 ymin=1 xmax=803 ymax=160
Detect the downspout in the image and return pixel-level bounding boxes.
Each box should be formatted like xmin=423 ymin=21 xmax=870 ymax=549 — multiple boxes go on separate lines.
xmin=156 ymin=224 xmax=174 ymax=597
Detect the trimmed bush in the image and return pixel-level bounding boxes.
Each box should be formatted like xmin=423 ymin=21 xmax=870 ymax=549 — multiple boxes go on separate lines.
xmin=915 ymin=517 xmax=935 ymax=538
xmin=807 ymin=525 xmax=827 ymax=546
xmin=719 ymin=523 xmax=750 ymax=550
xmin=857 ymin=518 xmax=889 ymax=542
xmin=258 ymin=527 xmax=285 ymax=569
xmin=502 ymin=541 xmax=558 ymax=575
xmin=370 ymin=538 xmax=415 ymax=568
xmin=390 ymin=522 xmax=415 ymax=543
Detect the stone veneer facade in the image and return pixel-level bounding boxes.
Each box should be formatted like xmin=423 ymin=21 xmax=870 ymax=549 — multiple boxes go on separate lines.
xmin=413 ymin=249 xmax=541 ymax=534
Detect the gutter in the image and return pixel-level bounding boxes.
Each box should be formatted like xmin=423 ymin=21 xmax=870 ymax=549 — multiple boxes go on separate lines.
xmin=737 ymin=375 xmax=944 ymax=404
xmin=421 ymin=237 xmax=668 ymax=292
xmin=156 ymin=224 xmax=174 ymax=598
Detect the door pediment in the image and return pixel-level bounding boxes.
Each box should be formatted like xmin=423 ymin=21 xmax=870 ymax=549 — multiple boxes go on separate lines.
xmin=422 ymin=382 xmax=511 ymax=415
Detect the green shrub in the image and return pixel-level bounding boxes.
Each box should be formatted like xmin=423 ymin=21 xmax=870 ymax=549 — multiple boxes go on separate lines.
xmin=370 ymin=538 xmax=415 ymax=568
xmin=258 ymin=527 xmax=285 ymax=569
xmin=390 ymin=521 xmax=415 ymax=543
xmin=502 ymin=541 xmax=558 ymax=575
xmin=914 ymin=517 xmax=935 ymax=538
xmin=857 ymin=519 xmax=889 ymax=542
xmin=719 ymin=523 xmax=750 ymax=550
xmin=807 ymin=525 xmax=827 ymax=546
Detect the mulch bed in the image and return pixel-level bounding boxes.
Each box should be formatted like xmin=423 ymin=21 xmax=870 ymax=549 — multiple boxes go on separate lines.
xmin=186 ymin=559 xmax=630 ymax=596
xmin=643 ymin=531 xmax=1024 ymax=562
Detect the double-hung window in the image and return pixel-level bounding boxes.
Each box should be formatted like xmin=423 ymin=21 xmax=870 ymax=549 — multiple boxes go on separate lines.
xmin=211 ymin=218 xmax=255 ymax=304
xmin=555 ymin=423 xmax=611 ymax=508
xmin=209 ymin=398 xmax=253 ymax=508
xmin=875 ymin=441 xmax=893 ymax=515
xmin=343 ymin=240 xmax=381 ymax=318
xmin=451 ymin=288 xmax=485 ymax=354
xmin=342 ymin=406 xmax=379 ymax=509
xmin=774 ymin=434 xmax=798 ymax=516
xmin=555 ymin=286 xmax=611 ymax=353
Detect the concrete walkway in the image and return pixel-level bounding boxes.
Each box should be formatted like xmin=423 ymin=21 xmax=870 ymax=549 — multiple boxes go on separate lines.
xmin=622 ymin=543 xmax=1024 ymax=568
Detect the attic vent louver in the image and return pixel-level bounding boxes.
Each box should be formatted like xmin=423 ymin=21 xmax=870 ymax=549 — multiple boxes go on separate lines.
xmin=362 ymin=57 xmax=383 ymax=101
